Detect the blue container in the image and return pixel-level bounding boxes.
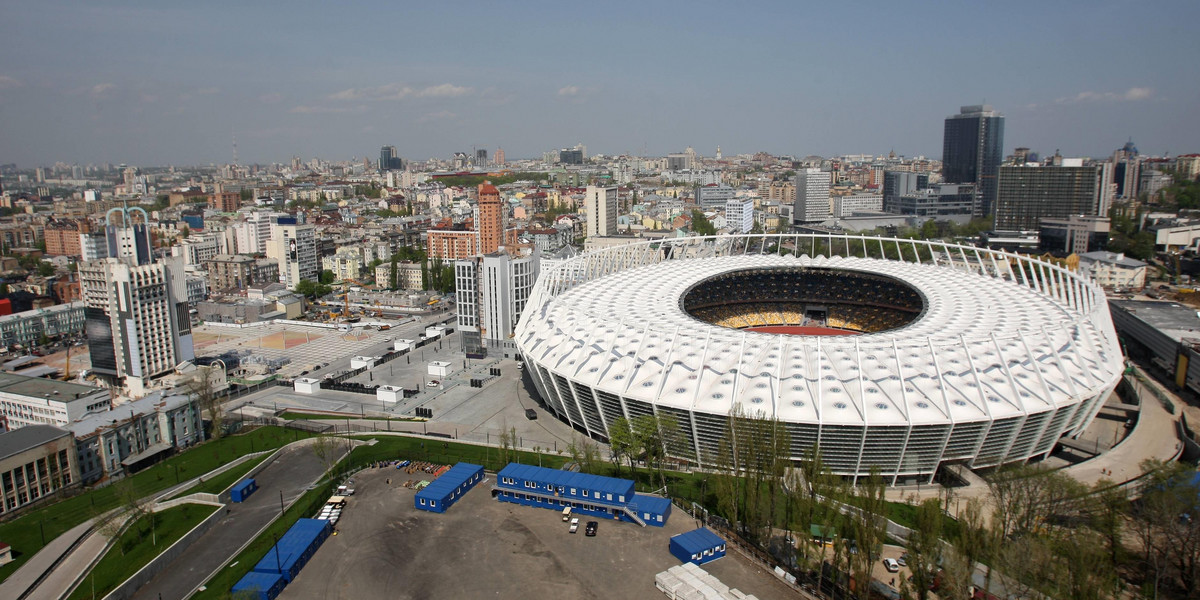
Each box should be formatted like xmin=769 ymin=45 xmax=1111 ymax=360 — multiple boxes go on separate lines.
xmin=230 ymin=478 xmax=258 ymax=503
xmin=252 ymin=518 xmax=332 ymax=582
xmin=231 ymin=571 xmax=285 ymax=600
xmin=669 ymin=528 xmax=727 ymax=565
xmin=414 ymin=462 xmax=485 ymax=513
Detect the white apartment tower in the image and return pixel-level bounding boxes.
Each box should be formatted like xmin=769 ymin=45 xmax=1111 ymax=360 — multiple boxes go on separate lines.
xmin=80 ymin=254 xmax=195 ymax=397
xmin=455 ymin=250 xmax=541 ymax=359
xmin=726 ymin=197 xmax=755 ymax=234
xmin=267 ymin=223 xmax=318 ymax=289
xmin=793 ymin=169 xmax=832 ymax=224
xmin=585 ymin=186 xmax=618 ymax=238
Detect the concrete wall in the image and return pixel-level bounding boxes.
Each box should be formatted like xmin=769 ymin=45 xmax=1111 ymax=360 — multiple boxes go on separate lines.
xmin=102 ymin=502 xmax=224 ymax=600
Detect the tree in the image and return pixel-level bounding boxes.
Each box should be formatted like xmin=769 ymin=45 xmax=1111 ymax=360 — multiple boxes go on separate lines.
xmin=186 ymin=364 xmax=225 ymax=439
xmin=389 ymin=254 xmax=398 ymax=289
xmin=37 ymin=261 xmax=56 ymax=277
xmin=294 ymin=279 xmax=331 ymax=300
xmin=319 ymin=269 xmax=335 ymax=285
xmin=310 ymin=434 xmax=342 ymax=477
xmin=691 ymin=209 xmax=717 ymax=236
xmin=904 ymin=499 xmax=943 ymax=600
xmin=607 ymin=417 xmax=636 ymax=478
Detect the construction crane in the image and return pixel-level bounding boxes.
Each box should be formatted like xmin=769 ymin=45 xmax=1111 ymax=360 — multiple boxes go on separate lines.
xmin=339 ymin=279 xmax=365 ymax=321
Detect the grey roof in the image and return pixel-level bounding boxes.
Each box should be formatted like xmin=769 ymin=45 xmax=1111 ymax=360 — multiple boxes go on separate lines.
xmin=0 ymin=372 xmax=108 ymax=402
xmin=1079 ymin=251 xmax=1147 ymax=268
xmin=68 ymin=391 xmax=193 ymax=438
xmin=0 ymin=425 xmax=71 ymax=461
xmin=1110 ymin=299 xmax=1200 ymax=343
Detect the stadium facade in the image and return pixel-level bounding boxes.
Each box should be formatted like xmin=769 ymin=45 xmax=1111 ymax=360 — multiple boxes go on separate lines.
xmin=515 ymin=234 xmax=1123 ymax=484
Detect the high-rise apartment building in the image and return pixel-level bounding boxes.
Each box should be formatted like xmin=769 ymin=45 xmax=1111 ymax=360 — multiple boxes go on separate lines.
xmin=474 ymin=148 xmax=488 ymax=167
xmin=994 ymin=161 xmax=1103 ymax=231
xmin=696 ymin=185 xmax=736 ymax=209
xmin=793 ymin=169 xmax=831 ymax=224
xmin=477 ymin=183 xmax=504 ymax=254
xmin=455 ymin=250 xmax=540 ymax=358
xmin=495 ymin=147 xmax=505 ymax=166
xmin=725 ymin=197 xmax=754 ymax=233
xmin=80 ymin=252 xmax=194 ymax=396
xmin=585 ymin=186 xmax=618 ymax=238
xmin=1112 ymin=140 xmax=1140 ymax=199
xmin=104 ymin=204 xmax=154 ymax=265
xmin=266 ymin=223 xmax=317 ymax=289
xmin=942 ymin=105 xmax=1005 ymax=217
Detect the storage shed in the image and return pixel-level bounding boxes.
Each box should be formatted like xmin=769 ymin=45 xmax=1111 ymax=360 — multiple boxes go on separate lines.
xmin=230 ymin=478 xmax=258 ymax=503
xmin=231 ymin=571 xmax=286 ymax=600
xmin=414 ymin=462 xmax=485 ymax=513
xmin=252 ymin=518 xmax=332 ymax=582
xmin=669 ymin=528 xmax=727 ymax=565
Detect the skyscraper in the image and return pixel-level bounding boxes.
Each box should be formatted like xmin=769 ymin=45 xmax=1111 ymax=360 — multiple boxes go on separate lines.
xmin=477 ymin=183 xmax=504 ymax=254
xmin=81 ymin=204 xmax=193 ymax=396
xmin=585 ymin=186 xmax=618 ymax=238
xmin=495 ymin=147 xmax=505 ymax=166
xmin=793 ymin=169 xmax=831 ymax=224
xmin=379 ymin=146 xmax=401 ymax=172
xmin=475 ymin=148 xmax=488 ymax=167
xmin=942 ymin=105 xmax=1005 ymax=217
xmin=994 ymin=160 xmax=1103 ymax=231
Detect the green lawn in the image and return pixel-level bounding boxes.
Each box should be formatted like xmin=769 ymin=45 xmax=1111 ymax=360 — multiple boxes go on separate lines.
xmin=0 ymin=426 xmax=313 ymax=583
xmin=67 ymin=503 xmax=217 ymax=600
xmin=177 ymin=455 xmax=270 ymax=497
xmin=277 ymin=411 xmax=421 ymax=422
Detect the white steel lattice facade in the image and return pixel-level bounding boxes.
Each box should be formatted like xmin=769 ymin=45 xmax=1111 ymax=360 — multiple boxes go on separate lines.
xmin=515 ymin=234 xmax=1124 ymax=483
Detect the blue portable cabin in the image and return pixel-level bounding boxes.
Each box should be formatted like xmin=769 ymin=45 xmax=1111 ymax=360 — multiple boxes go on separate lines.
xmin=414 ymin=462 xmax=485 ymax=513
xmin=230 ymin=478 xmax=258 ymax=503
xmin=630 ymin=493 xmax=672 ymax=527
xmin=231 ymin=571 xmax=286 ymax=600
xmin=669 ymin=528 xmax=727 ymax=565
xmin=252 ymin=518 xmax=332 ymax=582
xmin=494 ymin=463 xmax=669 ymax=525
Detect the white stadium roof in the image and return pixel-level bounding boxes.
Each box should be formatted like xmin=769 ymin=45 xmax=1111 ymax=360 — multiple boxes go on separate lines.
xmin=517 ymin=240 xmax=1122 ymax=431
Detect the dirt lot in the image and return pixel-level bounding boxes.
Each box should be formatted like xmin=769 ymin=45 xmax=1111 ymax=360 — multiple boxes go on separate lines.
xmin=280 ymin=464 xmax=797 ymax=600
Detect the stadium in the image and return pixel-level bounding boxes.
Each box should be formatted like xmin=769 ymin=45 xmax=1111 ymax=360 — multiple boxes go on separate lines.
xmin=515 ymin=234 xmax=1124 ymax=484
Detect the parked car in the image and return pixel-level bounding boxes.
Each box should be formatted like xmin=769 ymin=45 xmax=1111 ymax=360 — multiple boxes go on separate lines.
xmin=897 ymin=553 xmax=907 ymax=567
xmin=585 ymin=521 xmax=598 ymax=536
xmin=427 ymin=380 xmax=441 ymax=388
xmin=569 ymin=517 xmax=579 ymax=533
xmin=883 ymin=558 xmax=900 ymax=573
xmin=525 ymin=408 xmax=537 ymax=420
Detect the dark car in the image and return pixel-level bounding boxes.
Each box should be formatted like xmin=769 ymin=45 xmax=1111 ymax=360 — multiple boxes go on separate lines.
xmin=585 ymin=521 xmax=598 ymax=536
xmin=525 ymin=408 xmax=537 ymax=420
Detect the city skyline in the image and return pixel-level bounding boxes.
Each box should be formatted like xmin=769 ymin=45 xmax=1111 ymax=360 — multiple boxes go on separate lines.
xmin=1 ymin=0 xmax=1197 ymax=166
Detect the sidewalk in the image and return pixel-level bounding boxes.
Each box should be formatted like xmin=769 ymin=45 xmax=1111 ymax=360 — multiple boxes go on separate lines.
xmin=0 ymin=519 xmax=96 ymax=600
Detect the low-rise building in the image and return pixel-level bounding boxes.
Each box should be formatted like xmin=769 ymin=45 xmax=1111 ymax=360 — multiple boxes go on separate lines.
xmin=1078 ymin=251 xmax=1148 ymax=290
xmin=373 ymin=261 xmax=423 ymax=290
xmin=0 ymin=425 xmax=80 ymax=515
xmin=0 ymin=372 xmax=111 ymax=430
xmin=0 ymin=302 xmax=86 ymax=349
xmin=206 ymin=254 xmax=280 ymax=293
xmin=69 ymin=391 xmax=204 ymax=482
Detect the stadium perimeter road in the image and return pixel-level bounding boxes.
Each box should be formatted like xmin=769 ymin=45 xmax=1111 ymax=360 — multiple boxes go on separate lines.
xmin=129 ymin=440 xmax=334 ymax=600
xmin=279 ymin=467 xmax=795 ymax=600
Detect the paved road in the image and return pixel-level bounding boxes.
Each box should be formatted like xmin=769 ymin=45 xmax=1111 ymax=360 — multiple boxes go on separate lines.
xmin=129 ymin=440 xmax=336 ymax=600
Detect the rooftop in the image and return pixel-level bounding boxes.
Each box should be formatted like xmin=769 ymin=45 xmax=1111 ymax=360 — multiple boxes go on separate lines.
xmin=0 ymin=425 xmax=72 ymax=461
xmin=1110 ymin=300 xmax=1200 ymax=344
xmin=0 ymin=371 xmax=108 ymax=402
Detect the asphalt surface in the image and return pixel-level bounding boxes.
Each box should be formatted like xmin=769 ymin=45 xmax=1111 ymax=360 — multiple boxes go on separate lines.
xmin=129 ymin=440 xmax=336 ymax=600
xmin=278 ymin=466 xmax=794 ymax=600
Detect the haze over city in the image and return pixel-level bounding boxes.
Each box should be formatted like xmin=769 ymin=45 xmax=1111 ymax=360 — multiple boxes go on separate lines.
xmin=1 ymin=0 xmax=1198 ymax=165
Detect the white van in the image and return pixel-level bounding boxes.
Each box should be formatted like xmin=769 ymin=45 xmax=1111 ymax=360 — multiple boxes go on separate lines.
xmin=562 ymin=506 xmax=572 ymax=521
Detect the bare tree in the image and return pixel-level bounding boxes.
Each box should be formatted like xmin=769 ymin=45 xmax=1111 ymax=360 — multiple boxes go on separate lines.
xmin=186 ymin=364 xmax=225 ymax=439
xmin=310 ymin=434 xmax=341 ymax=477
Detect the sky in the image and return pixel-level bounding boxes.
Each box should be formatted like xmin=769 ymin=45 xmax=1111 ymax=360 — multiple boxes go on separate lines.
xmin=0 ymin=0 xmax=1197 ymax=167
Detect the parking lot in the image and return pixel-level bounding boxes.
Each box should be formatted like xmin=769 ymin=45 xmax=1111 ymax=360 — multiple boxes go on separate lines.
xmin=280 ymin=465 xmax=796 ymax=600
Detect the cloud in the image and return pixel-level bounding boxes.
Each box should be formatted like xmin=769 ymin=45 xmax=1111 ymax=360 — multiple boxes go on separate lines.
xmin=1055 ymin=87 xmax=1153 ymax=104
xmin=0 ymin=76 xmax=22 ymax=89
xmin=329 ymin=82 xmax=473 ymax=101
xmin=417 ymin=110 xmax=456 ymax=123
xmin=139 ymin=93 xmax=158 ymax=104
xmin=195 ymin=86 xmax=221 ymax=95
xmin=89 ymin=83 xmax=116 ymax=97
xmin=288 ymin=105 xmax=366 ymax=114
xmin=557 ymin=85 xmax=581 ymax=97
xmin=258 ymin=93 xmax=283 ymax=104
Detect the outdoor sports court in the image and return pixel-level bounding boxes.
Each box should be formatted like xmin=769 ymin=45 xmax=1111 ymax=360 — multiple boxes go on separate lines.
xmin=191 ymin=322 xmax=390 ymax=375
